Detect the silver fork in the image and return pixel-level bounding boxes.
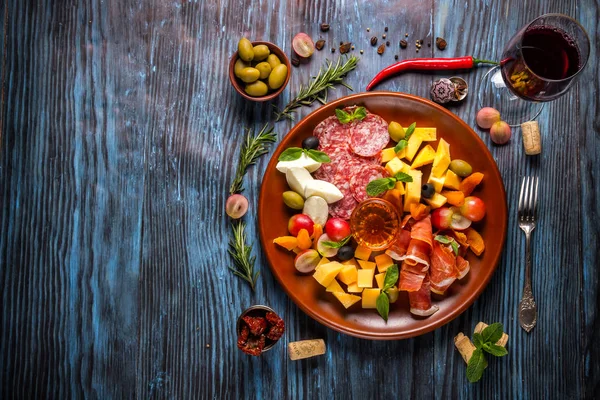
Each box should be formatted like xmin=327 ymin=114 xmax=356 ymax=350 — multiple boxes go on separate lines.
xmin=518 ymin=176 xmax=539 ymax=332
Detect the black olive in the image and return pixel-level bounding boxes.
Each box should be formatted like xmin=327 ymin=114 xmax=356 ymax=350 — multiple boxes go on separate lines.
xmin=337 ymin=245 xmax=355 ymax=261
xmin=302 ymin=136 xmax=320 ymax=150
xmin=421 ymin=183 xmax=435 ymax=199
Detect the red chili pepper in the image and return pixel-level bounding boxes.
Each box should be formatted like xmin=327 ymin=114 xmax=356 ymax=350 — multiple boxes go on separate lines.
xmin=366 ymin=56 xmax=498 ymax=91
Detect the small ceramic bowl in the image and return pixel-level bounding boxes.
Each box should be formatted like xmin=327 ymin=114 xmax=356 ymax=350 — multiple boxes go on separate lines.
xmin=229 ymin=41 xmax=291 ymax=102
xmin=236 ymin=305 xmax=281 ymax=352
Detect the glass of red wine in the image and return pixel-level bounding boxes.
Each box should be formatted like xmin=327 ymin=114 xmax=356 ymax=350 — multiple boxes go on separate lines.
xmin=479 ymin=14 xmax=590 ymax=126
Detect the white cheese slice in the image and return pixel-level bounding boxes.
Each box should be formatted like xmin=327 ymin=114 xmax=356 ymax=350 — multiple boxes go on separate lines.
xmin=302 ymin=196 xmax=329 ymax=226
xmin=303 ymin=180 xmax=343 ymax=204
xmin=276 ymin=153 xmax=321 ymax=173
xmin=286 ymin=167 xmax=314 ymax=195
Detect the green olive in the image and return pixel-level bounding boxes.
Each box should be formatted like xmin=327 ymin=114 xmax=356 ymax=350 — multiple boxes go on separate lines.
xmin=268 ymin=64 xmax=288 ymax=90
xmin=388 ymin=121 xmax=405 ymax=142
xmin=449 ymin=159 xmax=473 ymax=177
xmin=238 ymin=38 xmax=254 ymax=62
xmin=252 ymin=45 xmax=270 ymax=61
xmin=245 ymin=80 xmax=269 ymax=97
xmin=282 ymin=191 xmax=305 ymax=210
xmin=238 ymin=67 xmax=260 ymax=83
xmin=255 ymin=62 xmax=272 ymax=80
xmin=387 ymin=287 xmax=399 ymax=303
xmin=234 ymin=58 xmax=250 ymax=78
xmin=267 ymin=54 xmax=281 ymax=69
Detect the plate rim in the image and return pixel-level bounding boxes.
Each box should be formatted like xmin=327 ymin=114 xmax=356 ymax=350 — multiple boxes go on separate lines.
xmin=258 ymin=92 xmax=508 ymax=340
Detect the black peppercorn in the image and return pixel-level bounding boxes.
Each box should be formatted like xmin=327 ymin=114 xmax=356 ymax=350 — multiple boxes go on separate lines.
xmin=320 ymin=23 xmax=330 ymax=32
xmin=386 ymin=41 xmax=390 ymax=47
xmin=384 ymin=26 xmax=388 ymax=32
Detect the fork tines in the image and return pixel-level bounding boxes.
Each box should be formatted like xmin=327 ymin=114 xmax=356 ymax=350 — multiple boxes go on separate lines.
xmin=518 ymin=176 xmax=539 ymax=222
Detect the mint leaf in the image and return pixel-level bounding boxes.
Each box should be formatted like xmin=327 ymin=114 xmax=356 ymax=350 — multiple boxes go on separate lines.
xmin=434 ymin=235 xmax=452 ymax=244
xmin=335 ymin=108 xmax=353 ymax=124
xmin=394 ymin=172 xmax=413 ymax=183
xmin=305 ymin=149 xmax=331 ymax=163
xmin=450 ymin=241 xmax=459 ymax=256
xmin=481 ymin=322 xmax=504 ymax=344
xmin=472 ymin=332 xmax=484 ymax=349
xmin=466 ymin=348 xmax=487 ymax=383
xmin=352 ymin=106 xmax=367 ymax=121
xmin=382 ymin=264 xmax=399 ymax=291
xmin=394 ymin=140 xmax=408 ymax=153
xmin=482 ymin=343 xmax=508 ymax=357
xmin=404 ymin=122 xmax=416 ymax=140
xmin=321 ymin=235 xmax=351 ymax=249
xmin=278 ymin=147 xmax=303 ymax=161
xmin=366 ymin=177 xmax=396 ymax=196
xmin=376 ymin=292 xmax=390 ymax=321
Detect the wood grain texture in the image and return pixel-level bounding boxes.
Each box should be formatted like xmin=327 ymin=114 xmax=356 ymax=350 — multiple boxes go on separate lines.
xmin=0 ymin=0 xmax=598 ymax=399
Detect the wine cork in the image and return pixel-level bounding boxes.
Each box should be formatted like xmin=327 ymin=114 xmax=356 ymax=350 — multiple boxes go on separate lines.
xmin=287 ymin=339 xmax=326 ymax=360
xmin=521 ymin=121 xmax=542 ymax=155
xmin=474 ymin=322 xmax=509 ymax=347
xmin=454 ymin=332 xmax=477 ymax=363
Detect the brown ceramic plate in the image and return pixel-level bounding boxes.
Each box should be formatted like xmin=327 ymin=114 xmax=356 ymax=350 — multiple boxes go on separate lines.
xmin=258 ymin=92 xmax=507 ymax=340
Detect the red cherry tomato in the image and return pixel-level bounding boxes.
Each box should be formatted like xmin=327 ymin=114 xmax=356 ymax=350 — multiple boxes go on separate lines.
xmin=459 ymin=197 xmax=486 ymax=222
xmin=325 ymin=218 xmax=351 ymax=242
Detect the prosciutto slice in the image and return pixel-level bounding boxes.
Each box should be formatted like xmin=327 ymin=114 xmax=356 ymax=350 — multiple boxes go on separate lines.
xmin=400 ymin=216 xmax=433 ymax=266
xmin=399 ymin=260 xmax=427 ymax=292
xmin=385 ymin=229 xmax=412 ymax=260
xmin=409 ymin=273 xmax=439 ymax=317
xmin=455 ymin=255 xmax=470 ymax=279
xmin=430 ymin=241 xmax=458 ymax=295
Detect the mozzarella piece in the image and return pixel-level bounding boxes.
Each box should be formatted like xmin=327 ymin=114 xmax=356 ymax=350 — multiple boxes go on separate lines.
xmin=302 ymin=196 xmax=329 ymax=226
xmin=286 ymin=167 xmax=314 ymax=195
xmin=276 ymin=153 xmax=321 ymax=173
xmin=303 ymin=180 xmax=344 ymax=204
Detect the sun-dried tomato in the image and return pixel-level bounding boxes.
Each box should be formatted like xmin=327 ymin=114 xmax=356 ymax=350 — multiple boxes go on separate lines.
xmin=242 ymin=316 xmax=267 ymax=336
xmin=237 ymin=325 xmax=250 ymax=350
xmin=240 ymin=335 xmax=265 ymax=356
xmin=265 ymin=312 xmax=285 ymax=341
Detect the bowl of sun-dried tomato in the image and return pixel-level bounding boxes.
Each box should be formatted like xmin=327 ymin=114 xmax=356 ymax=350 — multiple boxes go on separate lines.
xmin=236 ymin=305 xmax=285 ymax=356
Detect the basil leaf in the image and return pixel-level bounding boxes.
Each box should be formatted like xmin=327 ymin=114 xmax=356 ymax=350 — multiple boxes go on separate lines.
xmin=352 ymin=106 xmax=367 ymax=121
xmin=404 ymin=122 xmax=417 ymax=140
xmin=382 ymin=264 xmax=399 ymax=291
xmin=434 ymin=235 xmax=452 ymax=244
xmin=482 ymin=343 xmax=508 ymax=357
xmin=450 ymin=241 xmax=459 ymax=256
xmin=394 ymin=172 xmax=413 ymax=183
xmin=394 ymin=140 xmax=408 ymax=153
xmin=335 ymin=108 xmax=352 ymax=124
xmin=481 ymin=322 xmax=504 ymax=345
xmin=278 ymin=147 xmax=303 ymax=161
xmin=366 ymin=178 xmax=396 ymax=197
xmin=305 ymin=149 xmax=331 ymax=163
xmin=472 ymin=332 xmax=484 ymax=349
xmin=321 ymin=235 xmax=351 ymax=249
xmin=466 ymin=348 xmax=487 ymax=383
xmin=376 ymin=292 xmax=390 ymax=322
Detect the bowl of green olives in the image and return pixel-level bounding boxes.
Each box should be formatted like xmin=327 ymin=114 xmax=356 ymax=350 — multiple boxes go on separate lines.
xmin=229 ymin=39 xmax=291 ymax=102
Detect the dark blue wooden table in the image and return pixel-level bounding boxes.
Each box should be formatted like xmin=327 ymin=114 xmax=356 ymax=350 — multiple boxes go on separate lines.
xmin=1 ymin=1 xmax=598 ymax=398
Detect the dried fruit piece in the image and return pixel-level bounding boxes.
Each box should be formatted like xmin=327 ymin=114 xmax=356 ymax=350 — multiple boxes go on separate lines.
xmin=242 ymin=316 xmax=267 ymax=336
xmin=273 ymin=236 xmax=298 ymax=251
xmin=315 ymin=39 xmax=325 ymax=51
xmin=377 ymin=44 xmax=385 ymax=55
xmin=459 ymin=172 xmax=484 ymax=196
xmin=265 ymin=312 xmax=285 ymax=340
xmin=296 ymin=228 xmax=312 ymax=250
xmin=410 ymin=203 xmax=431 ymax=221
xmin=436 ymin=37 xmax=447 ymax=50
xmin=339 ymin=42 xmax=352 ymax=54
xmin=465 ymin=227 xmax=485 ymax=256
xmin=441 ymin=190 xmax=466 ymax=207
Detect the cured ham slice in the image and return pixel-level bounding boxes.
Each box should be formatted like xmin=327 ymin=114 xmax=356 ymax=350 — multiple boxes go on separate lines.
xmin=410 ymin=215 xmax=433 ymax=249
xmin=430 ymin=241 xmax=458 ymax=295
xmin=385 ymin=229 xmax=412 ymax=260
xmin=455 ymin=255 xmax=470 ymax=279
xmin=409 ymin=273 xmax=439 ymax=317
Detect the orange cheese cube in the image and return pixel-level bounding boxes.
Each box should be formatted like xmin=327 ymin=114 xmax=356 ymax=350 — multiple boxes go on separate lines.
xmin=332 ymin=292 xmax=361 ymax=309
xmin=346 ymin=282 xmax=364 ymax=293
xmin=362 ymin=288 xmax=381 ymax=309
xmin=326 ymin=279 xmax=345 ymax=293
xmin=337 ymin=265 xmax=358 ymax=285
xmin=357 ymin=259 xmax=377 ymax=270
xmin=375 ymin=254 xmax=394 ymax=273
xmin=357 ymin=269 xmax=374 ymax=288
xmin=375 ymin=273 xmax=386 ymax=289
xmin=354 ymin=245 xmax=372 ymax=261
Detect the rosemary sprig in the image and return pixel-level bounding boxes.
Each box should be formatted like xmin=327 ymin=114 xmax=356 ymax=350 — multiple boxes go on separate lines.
xmin=274 ymin=55 xmax=360 ymax=122
xmin=228 ymin=221 xmax=259 ymax=291
xmin=229 ymin=124 xmax=277 ymax=195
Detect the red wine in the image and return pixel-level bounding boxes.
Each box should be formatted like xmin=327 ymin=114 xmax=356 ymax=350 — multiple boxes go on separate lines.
xmin=522 ymin=26 xmax=581 ymax=80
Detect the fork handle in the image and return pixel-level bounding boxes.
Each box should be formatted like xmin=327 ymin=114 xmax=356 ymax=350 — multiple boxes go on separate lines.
xmin=519 ymin=231 xmax=537 ymax=332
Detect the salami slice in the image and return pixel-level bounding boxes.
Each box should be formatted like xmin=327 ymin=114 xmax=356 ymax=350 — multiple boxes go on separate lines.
xmin=314 ymin=116 xmax=349 ymax=149
xmin=349 ymin=165 xmax=389 ymax=203
xmin=328 ymin=176 xmax=357 ymax=220
xmin=349 ymin=113 xmax=390 ymax=157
